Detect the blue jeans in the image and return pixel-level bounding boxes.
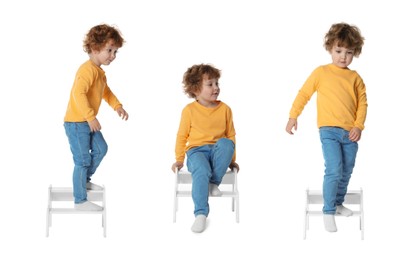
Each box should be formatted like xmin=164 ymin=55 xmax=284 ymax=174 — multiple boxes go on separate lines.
xmin=64 ymin=122 xmax=108 ymax=203
xmin=186 ymin=138 xmax=235 ymax=217
xmin=319 ymin=127 xmax=358 ymax=214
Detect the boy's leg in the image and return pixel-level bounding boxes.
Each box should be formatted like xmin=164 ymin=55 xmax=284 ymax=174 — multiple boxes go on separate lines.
xmin=323 ymin=214 xmax=337 ymax=232
xmin=187 ymin=146 xmax=212 ymax=217
xmin=87 ymin=131 xmax=108 ymax=182
xmin=320 ymin=128 xmax=343 ymax=215
xmin=210 ymin=138 xmax=235 ymax=185
xmin=336 ymin=136 xmax=358 ymax=208
xmin=64 ymin=122 xmax=92 ymax=204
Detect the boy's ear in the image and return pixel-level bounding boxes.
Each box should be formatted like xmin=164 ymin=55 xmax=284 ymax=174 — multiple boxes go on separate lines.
xmin=193 ymin=89 xmax=200 ymax=97
xmin=91 ymin=48 xmax=99 ymax=55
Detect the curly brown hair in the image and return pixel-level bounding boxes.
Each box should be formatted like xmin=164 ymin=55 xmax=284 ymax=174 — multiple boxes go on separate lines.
xmin=324 ymin=22 xmax=364 ymax=57
xmin=83 ymin=24 xmax=124 ymax=54
xmin=182 ymin=64 xmax=221 ymax=98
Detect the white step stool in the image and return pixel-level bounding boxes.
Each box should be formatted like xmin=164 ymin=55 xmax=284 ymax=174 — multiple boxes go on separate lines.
xmin=173 ymin=168 xmax=239 ymax=223
xmin=46 ymin=185 xmax=106 ymax=237
xmin=304 ymin=188 xmax=364 ymax=240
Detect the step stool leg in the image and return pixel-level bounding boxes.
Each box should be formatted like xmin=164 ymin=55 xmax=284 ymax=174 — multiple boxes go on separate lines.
xmin=103 ymin=210 xmax=107 ymax=237
xmin=173 ymin=172 xmax=179 ymax=223
xmin=235 ymin=196 xmax=240 ymax=223
xmin=360 ymin=188 xmax=364 ymax=240
xmin=46 ymin=185 xmax=52 ymax=237
xmin=360 ymin=209 xmax=364 ymax=240
xmin=46 ymin=208 xmax=50 ymax=237
xmin=231 ymin=182 xmax=235 ymax=212
xmin=102 ymin=186 xmax=107 ymax=237
xmin=303 ymin=189 xmax=311 ymax=239
xmin=173 ymin=195 xmax=178 ymax=223
xmin=303 ymin=212 xmax=308 ymax=240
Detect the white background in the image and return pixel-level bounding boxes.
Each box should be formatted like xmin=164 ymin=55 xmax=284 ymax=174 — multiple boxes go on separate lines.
xmin=1 ymin=0 xmax=409 ymax=259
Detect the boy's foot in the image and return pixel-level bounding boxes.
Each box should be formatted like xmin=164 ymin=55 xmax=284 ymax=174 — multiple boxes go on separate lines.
xmin=75 ymin=201 xmax=103 ymax=211
xmin=336 ymin=205 xmax=353 ymax=217
xmin=209 ymin=183 xmax=222 ymax=196
xmin=323 ymin=214 xmax=337 ymax=232
xmin=86 ymin=182 xmax=103 ymax=190
xmin=191 ymin=215 xmax=207 ymax=233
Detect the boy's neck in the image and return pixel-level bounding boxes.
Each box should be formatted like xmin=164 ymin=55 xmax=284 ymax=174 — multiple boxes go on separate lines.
xmin=196 ymin=100 xmax=218 ymax=108
xmin=89 ymin=56 xmax=102 ymax=67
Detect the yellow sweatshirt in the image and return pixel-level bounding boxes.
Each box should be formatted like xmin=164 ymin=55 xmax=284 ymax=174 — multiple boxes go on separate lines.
xmin=64 ymin=60 xmax=122 ymax=122
xmin=175 ymin=101 xmax=236 ymax=162
xmin=289 ymin=64 xmax=367 ymax=131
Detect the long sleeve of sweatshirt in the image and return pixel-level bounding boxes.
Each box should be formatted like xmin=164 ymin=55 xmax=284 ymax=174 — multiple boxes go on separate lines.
xmin=289 ymin=64 xmax=367 ymax=131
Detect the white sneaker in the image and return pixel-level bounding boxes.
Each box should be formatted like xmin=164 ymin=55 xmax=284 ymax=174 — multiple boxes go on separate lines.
xmin=336 ymin=205 xmax=353 ymax=217
xmin=191 ymin=215 xmax=207 ymax=233
xmin=323 ymin=214 xmax=337 ymax=232
xmin=209 ymin=183 xmax=222 ymax=196
xmin=75 ymin=201 xmax=103 ymax=211
xmin=86 ymin=182 xmax=103 ymax=190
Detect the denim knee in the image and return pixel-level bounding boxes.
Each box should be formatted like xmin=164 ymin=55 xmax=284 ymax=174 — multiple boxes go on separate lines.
xmin=99 ymin=143 xmax=108 ymax=158
xmin=74 ymin=153 xmax=92 ymax=167
xmin=216 ymin=138 xmax=234 ymax=151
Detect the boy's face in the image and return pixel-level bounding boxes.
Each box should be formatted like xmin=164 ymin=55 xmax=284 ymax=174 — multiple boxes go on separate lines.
xmin=90 ymin=40 xmax=120 ymax=67
xmin=330 ymin=44 xmax=354 ymax=68
xmin=195 ymin=76 xmax=220 ymax=107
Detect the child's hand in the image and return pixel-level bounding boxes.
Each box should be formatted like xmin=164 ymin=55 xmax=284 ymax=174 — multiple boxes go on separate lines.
xmin=349 ymin=127 xmax=362 ymax=142
xmin=171 ymin=162 xmax=184 ymax=173
xmin=229 ymin=162 xmax=240 ymax=172
xmin=88 ymin=118 xmax=101 ymax=132
xmin=286 ymin=118 xmax=298 ymax=135
xmin=116 ymin=107 xmax=129 ymax=120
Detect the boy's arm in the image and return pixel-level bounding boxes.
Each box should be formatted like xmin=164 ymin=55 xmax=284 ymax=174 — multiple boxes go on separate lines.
xmin=354 ymin=79 xmax=368 ymax=130
xmin=175 ymin=107 xmax=190 ymax=164
xmin=286 ymin=68 xmax=319 ymax=135
xmin=103 ymin=85 xmax=122 ymax=111
xmin=289 ymin=68 xmax=319 ymax=119
xmin=349 ymin=127 xmax=362 ymax=142
xmin=88 ymin=118 xmax=102 ymax=132
xmin=72 ymin=74 xmax=96 ymax=122
xmin=102 ymin=85 xmax=129 ymax=121
xmin=225 ymin=107 xmax=236 ymax=142
xmin=285 ymin=118 xmax=298 ymax=135
xmin=229 ymin=162 xmax=240 ymax=172
xmin=171 ymin=161 xmax=184 ymax=173
xmin=116 ymin=106 xmax=129 ymax=120
xmin=225 ymin=106 xmax=236 ymax=162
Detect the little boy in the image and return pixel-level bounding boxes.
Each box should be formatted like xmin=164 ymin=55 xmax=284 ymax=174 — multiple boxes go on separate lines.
xmin=64 ymin=24 xmax=129 ymax=211
xmin=172 ymin=64 xmax=239 ymax=233
xmin=286 ymin=22 xmax=367 ymax=232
